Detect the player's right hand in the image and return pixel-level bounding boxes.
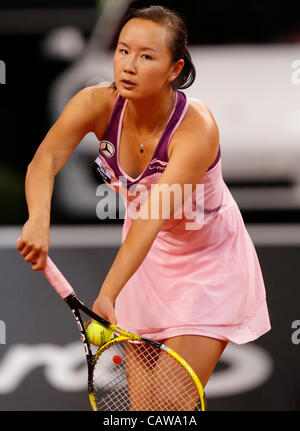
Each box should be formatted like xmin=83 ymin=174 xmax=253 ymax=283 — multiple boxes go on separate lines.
xmin=92 ymin=296 xmax=117 ymax=325
xmin=16 ymin=218 xmax=49 ymax=271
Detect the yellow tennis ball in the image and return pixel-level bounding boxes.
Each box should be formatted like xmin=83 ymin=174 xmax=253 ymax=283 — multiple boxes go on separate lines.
xmin=86 ymin=321 xmax=113 ymax=346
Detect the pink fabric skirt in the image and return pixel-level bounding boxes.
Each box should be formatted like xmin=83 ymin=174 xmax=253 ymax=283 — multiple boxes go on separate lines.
xmin=115 ymin=202 xmax=271 ymax=344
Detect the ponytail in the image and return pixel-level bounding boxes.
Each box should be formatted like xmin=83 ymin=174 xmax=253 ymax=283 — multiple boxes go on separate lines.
xmin=173 ymin=48 xmax=196 ymax=90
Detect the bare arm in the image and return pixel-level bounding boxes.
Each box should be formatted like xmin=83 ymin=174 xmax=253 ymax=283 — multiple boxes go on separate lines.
xmin=93 ymin=102 xmax=220 ymax=323
xmin=17 ymin=85 xmax=111 ymax=270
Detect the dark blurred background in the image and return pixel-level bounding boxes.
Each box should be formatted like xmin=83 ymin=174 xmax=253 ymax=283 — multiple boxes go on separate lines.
xmin=1 ymin=0 xmax=300 ymax=224
xmin=0 ymin=0 xmax=300 ymax=412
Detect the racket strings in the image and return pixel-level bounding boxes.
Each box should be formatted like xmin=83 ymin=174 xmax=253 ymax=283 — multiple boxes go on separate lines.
xmin=92 ymin=340 xmax=203 ymax=411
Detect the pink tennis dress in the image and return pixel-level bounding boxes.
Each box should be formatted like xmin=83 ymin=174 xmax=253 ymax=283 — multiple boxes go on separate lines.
xmin=93 ymin=90 xmax=271 ymax=344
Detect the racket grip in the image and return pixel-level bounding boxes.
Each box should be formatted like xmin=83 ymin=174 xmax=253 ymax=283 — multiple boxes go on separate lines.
xmin=42 ymin=256 xmax=74 ymax=299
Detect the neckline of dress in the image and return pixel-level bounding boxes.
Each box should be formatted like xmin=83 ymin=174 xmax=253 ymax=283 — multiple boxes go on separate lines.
xmin=116 ymin=91 xmax=179 ymax=182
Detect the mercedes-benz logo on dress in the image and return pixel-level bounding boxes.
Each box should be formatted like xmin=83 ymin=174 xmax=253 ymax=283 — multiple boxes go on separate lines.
xmin=99 ymin=140 xmax=115 ymax=158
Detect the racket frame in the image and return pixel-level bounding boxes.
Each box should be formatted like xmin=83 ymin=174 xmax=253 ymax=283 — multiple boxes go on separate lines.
xmin=64 ymin=293 xmax=206 ymax=411
xmin=42 ymin=257 xmax=206 ymax=411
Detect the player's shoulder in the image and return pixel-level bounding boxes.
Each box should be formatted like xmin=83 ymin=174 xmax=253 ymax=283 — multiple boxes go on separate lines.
xmin=175 ymin=96 xmax=219 ymax=145
xmin=169 ymin=95 xmax=219 ymax=161
xmin=78 ymin=82 xmax=118 ymax=115
xmin=183 ymin=97 xmax=218 ymax=134
xmin=70 ymin=82 xmax=118 ymax=134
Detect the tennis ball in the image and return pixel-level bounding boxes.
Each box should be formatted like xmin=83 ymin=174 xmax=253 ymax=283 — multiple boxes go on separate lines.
xmin=86 ymin=321 xmax=113 ymax=346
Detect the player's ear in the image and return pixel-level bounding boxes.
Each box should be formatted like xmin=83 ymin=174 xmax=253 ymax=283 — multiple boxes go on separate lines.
xmin=168 ymin=59 xmax=185 ymax=84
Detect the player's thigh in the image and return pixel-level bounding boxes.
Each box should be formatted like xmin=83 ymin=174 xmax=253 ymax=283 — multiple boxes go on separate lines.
xmin=162 ymin=334 xmax=228 ymax=388
xmin=125 ymin=341 xmax=159 ymax=410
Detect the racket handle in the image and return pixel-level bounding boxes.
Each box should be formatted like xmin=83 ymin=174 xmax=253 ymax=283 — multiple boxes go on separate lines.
xmin=42 ymin=256 xmax=74 ymax=299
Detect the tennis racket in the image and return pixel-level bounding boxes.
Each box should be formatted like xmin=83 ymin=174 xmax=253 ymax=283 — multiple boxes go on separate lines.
xmin=41 ymin=256 xmax=206 ymax=411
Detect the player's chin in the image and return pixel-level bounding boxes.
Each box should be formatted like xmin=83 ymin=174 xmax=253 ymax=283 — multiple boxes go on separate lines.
xmin=117 ymin=86 xmax=138 ymax=100
xmin=117 ymin=81 xmax=144 ymax=98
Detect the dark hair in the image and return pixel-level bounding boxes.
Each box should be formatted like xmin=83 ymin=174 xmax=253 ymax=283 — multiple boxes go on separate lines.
xmin=111 ymin=5 xmax=196 ymax=90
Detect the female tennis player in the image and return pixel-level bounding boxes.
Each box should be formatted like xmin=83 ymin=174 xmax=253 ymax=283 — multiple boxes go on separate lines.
xmin=17 ymin=5 xmax=271 ymax=389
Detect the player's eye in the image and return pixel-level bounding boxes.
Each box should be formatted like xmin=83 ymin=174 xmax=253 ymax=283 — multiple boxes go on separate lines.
xmin=142 ymin=54 xmax=152 ymax=60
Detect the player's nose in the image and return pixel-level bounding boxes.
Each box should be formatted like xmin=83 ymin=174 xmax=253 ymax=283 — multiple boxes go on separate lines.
xmin=123 ymin=56 xmax=137 ymax=74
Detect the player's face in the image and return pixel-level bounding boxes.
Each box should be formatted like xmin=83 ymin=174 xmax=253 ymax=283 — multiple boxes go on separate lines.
xmin=114 ymin=18 xmax=178 ymax=100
